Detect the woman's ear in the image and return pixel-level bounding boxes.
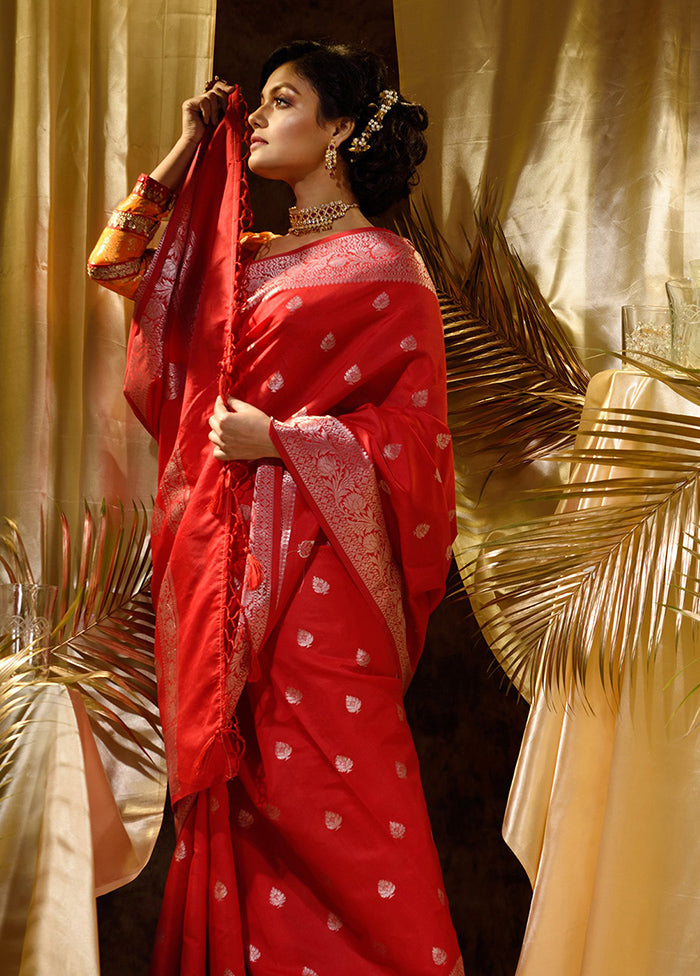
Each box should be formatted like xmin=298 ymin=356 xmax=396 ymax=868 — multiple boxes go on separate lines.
xmin=333 ymin=117 xmax=356 ymax=147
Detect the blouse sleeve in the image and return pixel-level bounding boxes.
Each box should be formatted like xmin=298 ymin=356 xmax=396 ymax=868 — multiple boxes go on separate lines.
xmin=87 ymin=174 xmax=175 ymax=300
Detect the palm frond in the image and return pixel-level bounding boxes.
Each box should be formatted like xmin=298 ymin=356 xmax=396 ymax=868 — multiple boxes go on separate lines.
xmin=397 ymin=201 xmax=589 ymax=471
xmin=0 ymin=504 xmax=158 ymax=760
xmin=465 ymin=384 xmax=700 ymax=700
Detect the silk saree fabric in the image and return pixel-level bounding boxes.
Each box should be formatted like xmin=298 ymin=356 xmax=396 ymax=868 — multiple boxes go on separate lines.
xmin=123 ymin=97 xmax=463 ymax=974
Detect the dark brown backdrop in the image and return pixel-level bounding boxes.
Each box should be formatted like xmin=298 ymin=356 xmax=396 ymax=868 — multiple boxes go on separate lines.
xmin=97 ymin=3 xmax=532 ymax=973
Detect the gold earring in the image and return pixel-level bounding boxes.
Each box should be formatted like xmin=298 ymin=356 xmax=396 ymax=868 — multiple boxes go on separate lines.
xmin=325 ymin=142 xmax=337 ymax=179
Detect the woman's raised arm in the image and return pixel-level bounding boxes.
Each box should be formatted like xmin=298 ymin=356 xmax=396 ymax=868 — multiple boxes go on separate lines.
xmin=87 ymin=80 xmax=234 ymax=298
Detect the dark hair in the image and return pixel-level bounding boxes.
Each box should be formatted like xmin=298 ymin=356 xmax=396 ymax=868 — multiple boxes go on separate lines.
xmin=260 ymin=40 xmax=428 ymax=217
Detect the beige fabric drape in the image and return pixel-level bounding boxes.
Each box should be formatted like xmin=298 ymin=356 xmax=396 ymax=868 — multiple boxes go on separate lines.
xmin=0 ymin=684 xmax=167 ymax=975
xmin=503 ymin=370 xmax=700 ymax=974
xmin=394 ymin=0 xmax=700 ymax=370
xmin=0 ymin=0 xmax=216 ymax=571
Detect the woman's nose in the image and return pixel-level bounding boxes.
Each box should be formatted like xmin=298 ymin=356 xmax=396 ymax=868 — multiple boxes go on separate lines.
xmin=249 ymin=106 xmax=266 ymax=128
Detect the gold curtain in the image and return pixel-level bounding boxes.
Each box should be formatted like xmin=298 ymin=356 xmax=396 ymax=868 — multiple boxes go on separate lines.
xmin=394 ymin=4 xmax=700 ymax=972
xmin=394 ymin=0 xmax=700 ymax=370
xmin=0 ymin=0 xmax=216 ymax=569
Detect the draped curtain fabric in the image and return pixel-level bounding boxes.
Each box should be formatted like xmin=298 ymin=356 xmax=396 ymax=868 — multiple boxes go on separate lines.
xmin=394 ymin=4 xmax=700 ymax=972
xmin=0 ymin=0 xmax=216 ymax=571
xmin=393 ymin=0 xmax=700 ymax=370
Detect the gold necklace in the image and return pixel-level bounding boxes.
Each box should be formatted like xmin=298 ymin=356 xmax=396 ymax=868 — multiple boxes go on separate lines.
xmin=288 ymin=200 xmax=359 ymax=236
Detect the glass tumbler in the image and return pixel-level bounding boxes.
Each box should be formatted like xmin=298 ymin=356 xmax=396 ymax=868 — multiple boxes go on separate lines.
xmin=0 ymin=583 xmax=57 ymax=672
xmin=621 ymin=305 xmax=672 ymax=367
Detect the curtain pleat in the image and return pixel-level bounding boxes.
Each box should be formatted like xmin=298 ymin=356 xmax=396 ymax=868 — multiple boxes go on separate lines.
xmin=394 ymin=0 xmax=700 ymax=368
xmin=0 ymin=0 xmax=216 ymax=572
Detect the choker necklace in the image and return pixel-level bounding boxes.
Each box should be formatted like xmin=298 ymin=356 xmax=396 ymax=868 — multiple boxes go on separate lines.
xmin=288 ymin=200 xmax=359 ymax=236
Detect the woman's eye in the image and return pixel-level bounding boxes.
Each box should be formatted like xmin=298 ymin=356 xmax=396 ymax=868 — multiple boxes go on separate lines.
xmin=274 ymin=97 xmax=290 ymax=107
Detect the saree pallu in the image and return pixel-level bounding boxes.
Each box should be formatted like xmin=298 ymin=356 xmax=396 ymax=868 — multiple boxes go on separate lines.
xmin=125 ymin=97 xmax=463 ymax=975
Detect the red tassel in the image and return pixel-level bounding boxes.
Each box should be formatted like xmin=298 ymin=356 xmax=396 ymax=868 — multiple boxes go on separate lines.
xmin=245 ymin=552 xmax=264 ymax=591
xmin=210 ymin=465 xmax=230 ymax=515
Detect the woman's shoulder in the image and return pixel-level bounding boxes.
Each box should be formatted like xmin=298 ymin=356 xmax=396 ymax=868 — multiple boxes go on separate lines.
xmin=365 ymin=230 xmax=437 ymax=294
xmin=240 ymin=231 xmax=280 ymax=257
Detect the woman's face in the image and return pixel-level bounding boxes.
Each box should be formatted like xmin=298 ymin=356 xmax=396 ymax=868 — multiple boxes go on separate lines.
xmin=248 ymin=62 xmax=339 ymax=184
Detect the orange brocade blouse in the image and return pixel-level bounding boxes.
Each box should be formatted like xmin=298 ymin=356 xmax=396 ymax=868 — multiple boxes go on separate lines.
xmin=87 ymin=174 xmax=175 ymax=300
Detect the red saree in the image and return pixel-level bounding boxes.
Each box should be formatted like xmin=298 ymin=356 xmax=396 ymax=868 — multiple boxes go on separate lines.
xmin=125 ymin=93 xmax=464 ymax=976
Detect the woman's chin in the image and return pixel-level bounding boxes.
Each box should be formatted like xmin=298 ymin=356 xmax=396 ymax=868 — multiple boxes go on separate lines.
xmin=247 ymin=153 xmax=275 ymax=178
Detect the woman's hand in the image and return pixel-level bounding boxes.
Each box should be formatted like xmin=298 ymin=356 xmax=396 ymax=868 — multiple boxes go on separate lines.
xmin=208 ymin=396 xmax=280 ymax=461
xmin=150 ymin=80 xmax=234 ymax=190
xmin=181 ymin=79 xmax=235 ymax=147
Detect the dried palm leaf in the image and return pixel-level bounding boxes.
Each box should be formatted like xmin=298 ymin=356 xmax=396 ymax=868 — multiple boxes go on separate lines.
xmin=397 ymin=201 xmax=589 ymax=472
xmin=466 ymin=376 xmax=700 ymax=700
xmin=0 ymin=503 xmax=158 ymax=758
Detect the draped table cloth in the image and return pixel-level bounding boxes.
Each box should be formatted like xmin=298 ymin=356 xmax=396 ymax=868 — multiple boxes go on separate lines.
xmin=503 ymin=368 xmax=700 ymax=975
xmin=0 ymin=682 xmax=166 ymax=975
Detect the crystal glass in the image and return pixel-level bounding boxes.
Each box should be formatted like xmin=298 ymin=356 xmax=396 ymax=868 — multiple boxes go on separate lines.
xmin=0 ymin=583 xmax=57 ymax=672
xmin=665 ymin=277 xmax=700 ymax=368
xmin=621 ymin=305 xmax=672 ymax=367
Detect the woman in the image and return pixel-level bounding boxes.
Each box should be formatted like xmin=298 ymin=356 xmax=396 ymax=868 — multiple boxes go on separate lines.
xmin=89 ymin=40 xmax=463 ymax=976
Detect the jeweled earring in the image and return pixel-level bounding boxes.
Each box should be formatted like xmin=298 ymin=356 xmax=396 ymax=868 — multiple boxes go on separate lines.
xmin=325 ymin=142 xmax=337 ymax=179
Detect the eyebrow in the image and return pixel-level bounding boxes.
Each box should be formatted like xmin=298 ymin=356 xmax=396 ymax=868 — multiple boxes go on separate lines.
xmin=261 ymin=82 xmax=301 ymax=101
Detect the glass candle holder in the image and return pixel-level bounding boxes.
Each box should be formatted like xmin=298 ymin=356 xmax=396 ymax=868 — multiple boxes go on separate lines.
xmin=0 ymin=583 xmax=57 ymax=673
xmin=621 ymin=305 xmax=672 ymax=367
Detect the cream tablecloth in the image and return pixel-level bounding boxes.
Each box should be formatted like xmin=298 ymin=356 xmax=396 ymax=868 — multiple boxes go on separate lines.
xmin=503 ymin=369 xmax=700 ymax=975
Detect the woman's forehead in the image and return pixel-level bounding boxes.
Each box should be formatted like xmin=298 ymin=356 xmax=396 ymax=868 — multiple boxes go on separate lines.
xmin=261 ymin=62 xmax=311 ymax=98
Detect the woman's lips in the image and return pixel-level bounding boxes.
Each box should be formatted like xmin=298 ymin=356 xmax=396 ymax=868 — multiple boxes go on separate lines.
xmin=250 ymin=136 xmax=268 ymax=148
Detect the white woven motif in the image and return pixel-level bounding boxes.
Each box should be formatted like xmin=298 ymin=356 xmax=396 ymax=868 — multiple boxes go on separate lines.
xmin=237 ymin=809 xmax=254 ymax=829
xmin=312 ymin=576 xmax=330 ymax=594
xmin=377 ymin=879 xmax=396 ymax=899
xmin=327 ymin=912 xmax=343 ymax=931
xmin=274 ymin=741 xmax=292 ymax=761
xmin=269 ymin=887 xmax=286 ymax=908
xmin=324 ymin=810 xmax=343 ymax=830
xmin=382 ymin=443 xmax=402 ymax=460
xmin=267 ymin=371 xmax=284 ymax=392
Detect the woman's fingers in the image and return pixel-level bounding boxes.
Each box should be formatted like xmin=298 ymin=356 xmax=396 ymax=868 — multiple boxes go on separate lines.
xmin=182 ymin=82 xmax=233 ymax=140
